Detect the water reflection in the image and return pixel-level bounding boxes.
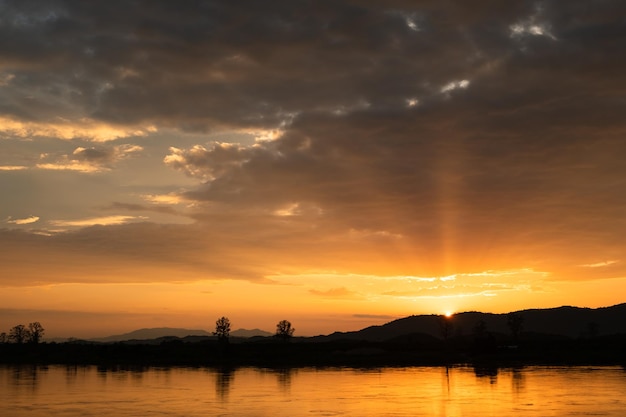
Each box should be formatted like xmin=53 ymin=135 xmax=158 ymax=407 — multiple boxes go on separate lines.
xmin=65 ymin=365 xmax=78 ymax=382
xmin=1 ymin=365 xmax=625 ymax=417
xmin=10 ymin=365 xmax=44 ymax=394
xmin=273 ymin=368 xmax=296 ymax=392
xmin=473 ymin=365 xmax=498 ymax=384
xmin=442 ymin=366 xmax=451 ymax=395
xmin=215 ymin=367 xmax=234 ymax=401
xmin=511 ymin=367 xmax=526 ymax=396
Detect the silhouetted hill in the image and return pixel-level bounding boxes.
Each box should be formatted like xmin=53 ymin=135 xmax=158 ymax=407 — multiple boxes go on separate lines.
xmin=88 ymin=327 xmax=273 ymax=343
xmin=311 ymin=303 xmax=626 ymax=342
xmin=90 ymin=328 xmax=212 ymax=342
xmin=231 ymin=328 xmax=272 ymax=338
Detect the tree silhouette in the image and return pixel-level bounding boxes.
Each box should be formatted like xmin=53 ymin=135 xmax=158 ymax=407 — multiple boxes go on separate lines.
xmin=0 ymin=332 xmax=7 ymax=344
xmin=507 ymin=312 xmax=524 ymax=342
xmin=9 ymin=324 xmax=30 ymax=344
xmin=214 ymin=316 xmax=231 ymax=342
xmin=28 ymin=322 xmax=45 ymax=344
xmin=275 ymin=320 xmax=295 ymax=341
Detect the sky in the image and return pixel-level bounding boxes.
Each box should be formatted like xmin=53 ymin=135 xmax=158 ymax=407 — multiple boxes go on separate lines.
xmin=1 ymin=0 xmax=626 ymax=339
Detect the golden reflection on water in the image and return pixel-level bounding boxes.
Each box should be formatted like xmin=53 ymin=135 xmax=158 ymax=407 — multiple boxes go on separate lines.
xmin=1 ymin=365 xmax=625 ymax=416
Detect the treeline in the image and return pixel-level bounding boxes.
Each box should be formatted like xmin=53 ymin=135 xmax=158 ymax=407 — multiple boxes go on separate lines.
xmin=0 ymin=322 xmax=45 ymax=344
xmin=1 ymin=316 xmax=624 ymax=367
xmin=1 ymin=332 xmax=625 ymax=368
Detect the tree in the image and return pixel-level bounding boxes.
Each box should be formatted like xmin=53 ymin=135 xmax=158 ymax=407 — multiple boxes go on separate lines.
xmin=275 ymin=320 xmax=295 ymax=341
xmin=9 ymin=324 xmax=30 ymax=344
xmin=28 ymin=322 xmax=45 ymax=344
xmin=214 ymin=316 xmax=231 ymax=342
xmin=507 ymin=312 xmax=524 ymax=342
xmin=0 ymin=332 xmax=7 ymax=344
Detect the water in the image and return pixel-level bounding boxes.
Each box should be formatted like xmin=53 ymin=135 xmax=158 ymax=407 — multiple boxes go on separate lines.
xmin=2 ymin=365 xmax=625 ymax=416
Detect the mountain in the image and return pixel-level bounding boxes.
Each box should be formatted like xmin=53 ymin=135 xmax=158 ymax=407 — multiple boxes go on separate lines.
xmin=311 ymin=303 xmax=626 ymax=342
xmin=231 ymin=328 xmax=272 ymax=338
xmin=90 ymin=327 xmax=212 ymax=342
xmin=88 ymin=327 xmax=273 ymax=343
xmin=69 ymin=304 xmax=626 ymax=344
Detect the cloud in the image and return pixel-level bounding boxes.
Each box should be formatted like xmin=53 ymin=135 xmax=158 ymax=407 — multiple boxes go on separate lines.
xmin=353 ymin=314 xmax=397 ymax=320
xmin=6 ymin=215 xmax=39 ymax=225
xmin=0 ymin=165 xmax=28 ymax=171
xmin=50 ymin=215 xmax=146 ymax=227
xmin=36 ymin=144 xmax=143 ymax=172
xmin=0 ymin=73 xmax=15 ymax=86
xmin=0 ymin=116 xmax=156 ymax=142
xmin=0 ymin=0 xmax=558 ymax=136
xmin=164 ymin=143 xmax=255 ymax=181
xmin=0 ymin=223 xmax=286 ymax=287
xmin=440 ymin=79 xmax=470 ymax=93
xmin=309 ymin=287 xmax=358 ymax=299
xmin=0 ymin=0 xmax=625 ymax=295
xmin=103 ymin=202 xmax=183 ymax=217
xmin=579 ymin=260 xmax=619 ymax=268
xmin=36 ymin=161 xmax=105 ymax=173
xmin=141 ymin=193 xmax=185 ymax=205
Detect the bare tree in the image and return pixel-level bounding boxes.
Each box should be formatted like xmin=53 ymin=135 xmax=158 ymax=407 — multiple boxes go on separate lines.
xmin=9 ymin=324 xmax=30 ymax=344
xmin=214 ymin=316 xmax=231 ymax=342
xmin=0 ymin=332 xmax=7 ymax=344
xmin=275 ymin=320 xmax=295 ymax=341
xmin=28 ymin=322 xmax=45 ymax=344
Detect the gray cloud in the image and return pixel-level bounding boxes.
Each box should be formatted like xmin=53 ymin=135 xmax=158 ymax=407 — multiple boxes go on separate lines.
xmin=4 ymin=0 xmax=614 ymax=132
xmin=1 ymin=0 xmax=625 ymax=287
xmin=33 ymin=144 xmax=143 ymax=172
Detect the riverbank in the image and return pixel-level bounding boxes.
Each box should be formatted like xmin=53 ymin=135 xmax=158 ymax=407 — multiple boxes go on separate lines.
xmin=1 ymin=334 xmax=625 ymax=368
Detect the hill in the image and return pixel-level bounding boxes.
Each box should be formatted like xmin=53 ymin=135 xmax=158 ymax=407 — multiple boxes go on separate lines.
xmin=88 ymin=327 xmax=273 ymax=343
xmin=89 ymin=327 xmax=212 ymax=342
xmin=311 ymin=303 xmax=626 ymax=342
xmin=231 ymin=328 xmax=272 ymax=338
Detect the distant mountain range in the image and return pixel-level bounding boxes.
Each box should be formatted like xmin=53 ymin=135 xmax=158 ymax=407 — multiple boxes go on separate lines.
xmin=89 ymin=327 xmax=272 ymax=342
xmin=312 ymin=303 xmax=626 ymax=342
xmin=63 ymin=303 xmax=626 ymax=344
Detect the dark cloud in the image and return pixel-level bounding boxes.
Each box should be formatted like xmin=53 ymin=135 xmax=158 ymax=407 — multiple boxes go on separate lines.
xmin=1 ymin=0 xmax=625 ymax=287
xmin=4 ymin=0 xmax=620 ymax=131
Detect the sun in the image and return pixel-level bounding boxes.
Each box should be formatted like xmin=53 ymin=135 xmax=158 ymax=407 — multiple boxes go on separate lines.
xmin=444 ymin=311 xmax=454 ymax=318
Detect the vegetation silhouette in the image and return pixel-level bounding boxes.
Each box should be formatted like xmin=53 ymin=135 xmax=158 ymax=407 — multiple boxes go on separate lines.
xmin=9 ymin=325 xmax=29 ymax=344
xmin=1 ymin=304 xmax=625 ymax=368
xmin=7 ymin=322 xmax=45 ymax=344
xmin=275 ymin=320 xmax=295 ymax=342
xmin=214 ymin=317 xmax=231 ymax=343
xmin=28 ymin=322 xmax=45 ymax=344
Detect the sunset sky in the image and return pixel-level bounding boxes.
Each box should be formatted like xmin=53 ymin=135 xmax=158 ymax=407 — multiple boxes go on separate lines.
xmin=1 ymin=0 xmax=625 ymax=339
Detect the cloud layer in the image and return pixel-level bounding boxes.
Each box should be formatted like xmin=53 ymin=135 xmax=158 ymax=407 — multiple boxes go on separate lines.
xmin=1 ymin=1 xmax=626 ymax=335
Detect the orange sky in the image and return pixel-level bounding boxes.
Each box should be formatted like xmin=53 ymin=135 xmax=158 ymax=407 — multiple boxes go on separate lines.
xmin=1 ymin=1 xmax=625 ymax=339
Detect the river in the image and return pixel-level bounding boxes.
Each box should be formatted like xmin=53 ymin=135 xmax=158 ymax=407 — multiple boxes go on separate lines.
xmin=2 ymin=365 xmax=625 ymax=416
